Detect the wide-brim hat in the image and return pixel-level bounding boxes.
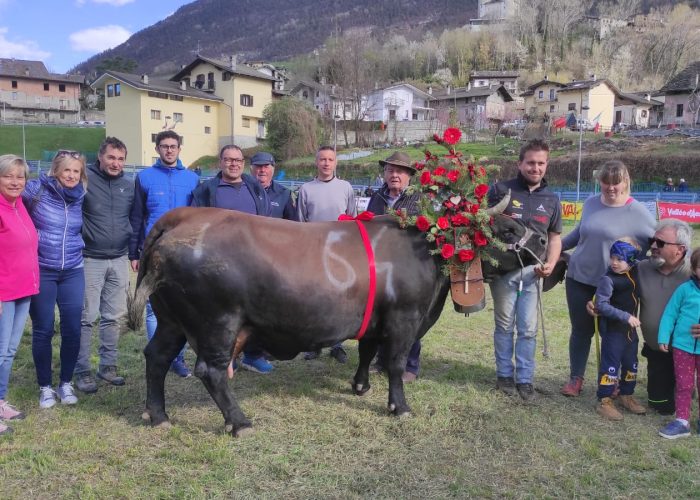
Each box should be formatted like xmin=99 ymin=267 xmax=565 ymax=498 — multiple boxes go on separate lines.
xmin=542 ymin=252 xmax=570 ymax=292
xmin=379 ymin=151 xmax=416 ymax=174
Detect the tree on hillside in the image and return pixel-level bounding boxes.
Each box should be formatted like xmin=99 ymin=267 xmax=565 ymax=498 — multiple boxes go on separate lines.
xmin=262 ymin=98 xmax=322 ymax=160
xmin=95 ymin=56 xmax=138 ymax=75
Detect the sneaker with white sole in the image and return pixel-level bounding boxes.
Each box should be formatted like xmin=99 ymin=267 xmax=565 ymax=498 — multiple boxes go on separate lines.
xmin=241 ymin=355 xmax=274 ymax=374
xmin=39 ymin=386 xmax=57 ymax=409
xmin=659 ymin=419 xmax=690 ymax=439
xmin=0 ymin=400 xmax=25 ymax=420
xmin=56 ymin=382 xmax=78 ymax=405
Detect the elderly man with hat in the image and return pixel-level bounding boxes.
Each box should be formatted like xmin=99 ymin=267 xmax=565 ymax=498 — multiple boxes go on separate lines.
xmin=250 ymin=152 xmax=298 ymax=220
xmin=367 ymin=151 xmax=422 ymax=382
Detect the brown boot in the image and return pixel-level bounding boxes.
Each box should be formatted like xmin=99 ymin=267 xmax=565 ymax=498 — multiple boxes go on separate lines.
xmin=560 ymin=376 xmax=584 ymax=397
xmin=596 ymin=397 xmax=623 ymax=421
xmin=619 ymin=395 xmax=647 ymax=415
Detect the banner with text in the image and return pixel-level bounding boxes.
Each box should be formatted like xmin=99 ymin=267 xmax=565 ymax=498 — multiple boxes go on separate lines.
xmin=657 ymin=202 xmax=700 ymax=223
xmin=560 ymin=201 xmax=583 ymax=221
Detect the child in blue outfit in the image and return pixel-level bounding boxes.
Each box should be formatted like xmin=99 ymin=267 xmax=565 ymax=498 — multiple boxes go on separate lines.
xmin=594 ymin=238 xmax=648 ymax=420
xmin=657 ymin=247 xmax=700 ymax=439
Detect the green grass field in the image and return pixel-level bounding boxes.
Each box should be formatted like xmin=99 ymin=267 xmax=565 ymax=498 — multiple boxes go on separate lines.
xmin=1 ymin=225 xmax=699 ymax=497
xmin=0 ymin=125 xmax=105 ymax=160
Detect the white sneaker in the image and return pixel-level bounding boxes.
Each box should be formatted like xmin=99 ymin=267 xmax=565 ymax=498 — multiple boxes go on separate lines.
xmin=57 ymin=382 xmax=78 ymax=405
xmin=39 ymin=386 xmax=57 ymax=409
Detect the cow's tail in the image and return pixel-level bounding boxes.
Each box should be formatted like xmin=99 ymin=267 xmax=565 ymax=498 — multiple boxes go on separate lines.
xmin=126 ymin=226 xmax=167 ymax=332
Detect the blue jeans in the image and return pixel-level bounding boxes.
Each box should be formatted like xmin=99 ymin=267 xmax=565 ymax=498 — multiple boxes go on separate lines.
xmin=31 ymin=267 xmax=85 ymax=387
xmin=376 ymin=340 xmax=422 ymax=374
xmin=146 ymin=300 xmax=186 ymax=362
xmin=489 ymin=265 xmax=539 ymax=384
xmin=565 ymin=278 xmax=597 ymax=379
xmin=0 ymin=297 xmax=31 ymax=399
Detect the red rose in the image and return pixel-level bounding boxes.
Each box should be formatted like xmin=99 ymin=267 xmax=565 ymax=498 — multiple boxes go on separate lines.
xmin=441 ymin=243 xmax=455 ymax=259
xmin=474 ymin=231 xmax=488 ymax=247
xmin=433 ymin=133 xmax=443 ymax=144
xmin=424 ymin=151 xmax=432 ymax=160
xmin=474 ymin=184 xmax=489 ymax=198
xmin=415 ymin=215 xmax=431 ymax=232
xmin=451 ymin=213 xmax=469 ymax=226
xmin=433 ymin=166 xmax=447 ymax=177
xmin=443 ymin=127 xmax=462 ymax=145
xmin=437 ymin=216 xmax=450 ymax=230
xmin=435 ymin=236 xmax=445 ymax=246
xmin=415 ymin=162 xmax=425 ymax=171
xmin=479 ymin=166 xmax=486 ymax=176
xmin=447 ymin=170 xmax=460 ymax=182
xmin=443 ymin=199 xmax=455 ymax=210
xmin=420 ymin=171 xmax=432 ymax=185
xmin=470 ymin=203 xmax=480 ymax=214
xmin=458 ymin=249 xmax=475 ymax=262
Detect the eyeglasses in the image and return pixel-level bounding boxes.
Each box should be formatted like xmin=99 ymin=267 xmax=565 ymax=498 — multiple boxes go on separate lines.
xmin=158 ymin=144 xmax=179 ymax=151
xmin=222 ymin=158 xmax=244 ymax=165
xmin=648 ymin=237 xmax=683 ymax=249
xmin=55 ymin=150 xmax=81 ymax=159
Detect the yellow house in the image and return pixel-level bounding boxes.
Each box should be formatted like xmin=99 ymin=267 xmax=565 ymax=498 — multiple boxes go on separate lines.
xmin=555 ymin=78 xmax=618 ymax=131
xmin=91 ymin=71 xmax=222 ymax=166
xmin=521 ymin=78 xmax=567 ymax=117
xmin=171 ymin=56 xmax=276 ymax=149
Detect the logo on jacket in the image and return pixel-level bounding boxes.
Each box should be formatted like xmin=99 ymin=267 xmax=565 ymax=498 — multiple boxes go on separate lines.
xmin=536 ymin=204 xmax=547 ymax=212
xmin=511 ymin=199 xmax=523 ymax=209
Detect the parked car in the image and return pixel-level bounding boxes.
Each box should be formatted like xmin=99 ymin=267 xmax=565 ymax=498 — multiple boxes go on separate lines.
xmin=503 ymin=119 xmax=527 ymax=130
xmin=570 ymin=119 xmax=595 ymax=131
xmin=612 ymin=122 xmax=630 ymax=133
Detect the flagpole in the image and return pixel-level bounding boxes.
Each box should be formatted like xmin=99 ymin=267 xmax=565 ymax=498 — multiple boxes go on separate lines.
xmin=576 ymin=106 xmax=589 ymax=203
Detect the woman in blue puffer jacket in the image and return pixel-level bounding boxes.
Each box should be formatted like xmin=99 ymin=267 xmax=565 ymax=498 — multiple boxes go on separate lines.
xmin=22 ymin=150 xmax=87 ymax=409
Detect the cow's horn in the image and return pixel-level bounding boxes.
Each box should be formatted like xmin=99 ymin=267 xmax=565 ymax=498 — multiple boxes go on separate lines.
xmin=486 ymin=189 xmax=511 ymax=216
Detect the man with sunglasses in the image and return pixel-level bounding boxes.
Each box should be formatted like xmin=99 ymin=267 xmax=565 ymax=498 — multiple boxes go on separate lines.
xmin=75 ymin=137 xmax=134 ymax=394
xmin=129 ymin=130 xmax=199 ymax=378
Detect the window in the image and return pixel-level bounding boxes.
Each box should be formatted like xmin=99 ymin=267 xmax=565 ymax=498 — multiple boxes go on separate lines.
xmin=59 ymin=84 xmax=66 ymax=92
xmin=107 ymin=84 xmax=114 ymax=97
xmin=222 ymin=72 xmax=232 ymax=81
xmin=204 ymin=126 xmax=211 ymax=134
xmin=173 ymin=112 xmax=183 ymax=123
xmin=169 ymin=94 xmax=183 ymax=101
xmin=316 ymin=91 xmax=319 ymax=97
xmin=195 ymin=74 xmax=205 ymax=89
xmin=302 ymin=91 xmax=308 ymax=98
xmin=538 ymin=90 xmax=544 ymax=99
xmin=147 ymin=91 xmax=168 ymax=99
xmin=11 ymin=80 xmax=17 ymax=88
xmin=641 ymin=109 xmax=648 ymax=118
xmin=389 ymin=109 xmax=396 ymax=119
xmin=151 ymin=110 xmax=161 ymax=120
xmin=240 ymin=94 xmax=253 ymax=106
xmin=204 ymin=105 xmax=211 ymax=113
xmin=242 ymin=117 xmax=251 ymax=128
xmin=43 ymin=83 xmax=49 ymax=91
xmin=11 ymin=92 xmax=17 ymax=100
xmin=676 ymin=104 xmax=684 ymax=117
xmin=151 ymin=134 xmax=157 ymax=143
xmin=114 ymin=83 xmax=121 ymax=96
xmin=44 ymin=112 xmax=49 ymax=119
xmin=549 ymin=89 xmax=555 ymax=100
xmin=568 ymin=103 xmax=576 ymax=111
xmin=60 ymin=113 xmax=65 ymax=119
xmin=550 ymin=105 xmax=555 ymax=113
xmin=59 ymin=99 xmax=68 ymax=109
xmin=412 ymin=113 xmax=418 ymax=120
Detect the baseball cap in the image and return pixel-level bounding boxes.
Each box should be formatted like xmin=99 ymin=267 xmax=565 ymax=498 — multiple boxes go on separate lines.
xmin=250 ymin=152 xmax=275 ymax=166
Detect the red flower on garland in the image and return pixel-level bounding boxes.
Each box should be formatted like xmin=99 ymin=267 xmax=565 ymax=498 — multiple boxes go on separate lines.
xmin=437 ymin=217 xmax=449 ymax=230
xmin=474 ymin=231 xmax=488 ymax=247
xmin=433 ymin=133 xmax=443 ymax=144
xmin=451 ymin=213 xmax=469 ymax=226
xmin=447 ymin=170 xmax=460 ymax=182
xmin=469 ymin=203 xmax=480 ymax=214
xmin=415 ymin=162 xmax=425 ymax=171
xmin=458 ymin=249 xmax=475 ymax=262
xmin=441 ymin=243 xmax=455 ymax=259
xmin=420 ymin=171 xmax=432 ymax=185
xmin=479 ymin=166 xmax=486 ymax=176
xmin=433 ymin=166 xmax=447 ymax=177
xmin=443 ymin=127 xmax=462 ymax=145
xmin=474 ymin=184 xmax=489 ymax=199
xmin=415 ymin=215 xmax=431 ymax=232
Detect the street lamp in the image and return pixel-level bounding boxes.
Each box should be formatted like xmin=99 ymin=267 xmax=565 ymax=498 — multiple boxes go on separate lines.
xmin=576 ymin=105 xmax=590 ymax=203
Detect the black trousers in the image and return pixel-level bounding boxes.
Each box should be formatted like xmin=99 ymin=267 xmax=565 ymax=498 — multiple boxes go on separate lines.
xmin=641 ymin=343 xmax=675 ymax=415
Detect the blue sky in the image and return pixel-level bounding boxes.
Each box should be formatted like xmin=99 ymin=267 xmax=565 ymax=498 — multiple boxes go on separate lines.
xmin=0 ymin=0 xmax=194 ymax=73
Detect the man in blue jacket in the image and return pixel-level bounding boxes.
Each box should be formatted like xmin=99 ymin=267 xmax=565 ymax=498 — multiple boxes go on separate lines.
xmin=191 ymin=145 xmax=273 ymax=373
xmin=249 ymin=151 xmax=297 ymax=220
xmin=129 ymin=130 xmax=199 ymax=377
xmin=75 ymin=137 xmax=134 ymax=393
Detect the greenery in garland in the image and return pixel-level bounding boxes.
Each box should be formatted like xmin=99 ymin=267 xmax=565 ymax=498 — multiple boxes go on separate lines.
xmin=391 ymin=128 xmax=506 ymax=275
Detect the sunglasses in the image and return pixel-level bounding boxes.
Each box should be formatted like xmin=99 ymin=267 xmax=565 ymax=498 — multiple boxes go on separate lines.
xmin=55 ymin=150 xmax=81 ymax=159
xmin=648 ymin=237 xmax=683 ymax=249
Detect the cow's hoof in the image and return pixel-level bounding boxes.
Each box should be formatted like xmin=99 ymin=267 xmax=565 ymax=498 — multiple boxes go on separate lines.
xmin=154 ymin=420 xmax=172 ymax=429
xmin=397 ymin=410 xmax=412 ymax=419
xmin=141 ymin=411 xmax=151 ymax=422
xmin=234 ymin=426 xmax=255 ymax=438
xmin=353 ymin=382 xmax=372 ymax=397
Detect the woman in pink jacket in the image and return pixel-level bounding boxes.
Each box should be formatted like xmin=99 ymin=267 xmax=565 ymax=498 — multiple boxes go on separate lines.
xmin=0 ymin=154 xmax=39 ymax=435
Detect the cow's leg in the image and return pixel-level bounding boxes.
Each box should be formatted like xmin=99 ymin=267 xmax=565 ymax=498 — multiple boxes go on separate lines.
xmin=353 ymin=337 xmax=380 ymax=396
xmin=144 ymin=324 xmax=186 ymax=427
xmin=383 ymin=330 xmax=413 ymax=417
xmin=197 ymin=359 xmax=253 ymax=437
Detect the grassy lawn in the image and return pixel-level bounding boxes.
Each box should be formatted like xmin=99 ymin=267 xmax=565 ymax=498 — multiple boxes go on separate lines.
xmin=0 ymin=125 xmax=105 ymax=160
xmin=1 ymin=224 xmax=699 ymax=497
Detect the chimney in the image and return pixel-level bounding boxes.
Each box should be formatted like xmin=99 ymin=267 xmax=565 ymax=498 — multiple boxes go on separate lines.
xmin=428 ymin=85 xmax=432 ymax=95
xmin=467 ymin=82 xmax=472 ymax=90
xmin=180 ymin=81 xmax=186 ymax=91
xmin=230 ymin=55 xmax=237 ymax=70
xmin=644 ymin=93 xmax=650 ymax=101
xmin=141 ymin=74 xmax=149 ymax=85
xmin=544 ymin=74 xmax=548 ymax=81
xmin=447 ymin=84 xmax=451 ymax=95
xmin=590 ymin=74 xmax=597 ymax=81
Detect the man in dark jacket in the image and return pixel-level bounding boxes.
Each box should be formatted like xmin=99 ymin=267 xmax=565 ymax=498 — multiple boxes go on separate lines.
xmin=249 ymin=151 xmax=297 ymax=220
xmin=367 ymin=151 xmax=423 ymax=383
xmin=75 ymin=137 xmax=134 ymax=393
xmin=190 ymin=145 xmax=273 ymax=373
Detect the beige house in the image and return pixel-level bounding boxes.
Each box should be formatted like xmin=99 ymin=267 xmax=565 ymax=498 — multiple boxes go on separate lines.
xmin=614 ymin=92 xmax=664 ymax=128
xmin=0 ymin=58 xmax=84 ymax=124
xmin=556 ymin=78 xmax=618 ymax=131
xmin=171 ymin=56 xmax=276 ymax=148
xmin=521 ymin=78 xmax=567 ymax=117
xmin=92 ymin=71 xmax=222 ymax=166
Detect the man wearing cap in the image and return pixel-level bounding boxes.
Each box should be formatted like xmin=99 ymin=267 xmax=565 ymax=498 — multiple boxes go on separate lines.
xmin=190 ymin=145 xmax=274 ymax=374
xmin=250 ymin=151 xmax=297 ymax=220
xmin=298 ymin=145 xmax=356 ymax=363
xmin=367 ymin=151 xmax=423 ymax=382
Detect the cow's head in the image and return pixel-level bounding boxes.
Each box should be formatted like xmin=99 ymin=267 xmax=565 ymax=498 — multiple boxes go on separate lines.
xmin=482 ymin=192 xmax=548 ymax=281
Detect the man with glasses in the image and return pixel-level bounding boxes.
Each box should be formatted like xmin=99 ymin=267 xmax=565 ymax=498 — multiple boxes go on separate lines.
xmin=250 ymin=152 xmax=297 ymax=220
xmin=129 ymin=130 xmax=199 ymax=377
xmin=190 ymin=145 xmax=273 ymax=373
xmin=75 ymin=137 xmax=134 ymax=393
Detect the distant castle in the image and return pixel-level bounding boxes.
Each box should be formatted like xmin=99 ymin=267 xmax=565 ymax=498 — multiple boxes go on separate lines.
xmin=469 ymin=0 xmax=519 ymax=29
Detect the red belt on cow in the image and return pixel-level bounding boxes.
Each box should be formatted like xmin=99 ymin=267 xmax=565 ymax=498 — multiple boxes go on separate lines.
xmin=338 ymin=211 xmax=376 ymax=340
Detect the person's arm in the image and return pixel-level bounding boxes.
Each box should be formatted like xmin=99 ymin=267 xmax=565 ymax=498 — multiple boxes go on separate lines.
xmin=282 ymin=191 xmax=298 ymax=221
xmin=561 ymin=223 xmax=581 ymax=251
xmin=347 ymin=184 xmax=357 ymax=216
xmin=595 ymin=275 xmax=632 ymax=323
xmin=129 ymin=175 xmax=146 ymax=270
xmin=658 ymin=286 xmax=684 ymax=350
xmin=535 ymin=232 xmax=561 ymax=278
xmin=296 ymin=186 xmax=308 ymax=222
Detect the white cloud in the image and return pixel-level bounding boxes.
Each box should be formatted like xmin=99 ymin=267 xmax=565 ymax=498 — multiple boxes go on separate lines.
xmin=75 ymin=0 xmax=135 ymax=5
xmin=69 ymin=25 xmax=131 ymax=52
xmin=0 ymin=27 xmax=51 ymax=60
